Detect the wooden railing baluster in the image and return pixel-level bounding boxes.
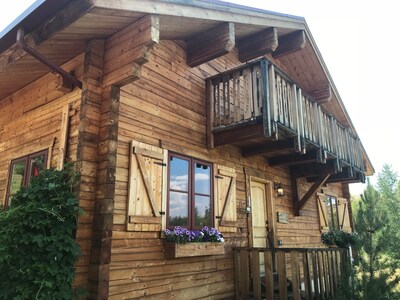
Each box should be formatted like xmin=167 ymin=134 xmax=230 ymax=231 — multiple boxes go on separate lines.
xmin=233 ymin=249 xmax=241 ymax=300
xmin=251 ymin=250 xmax=261 ymax=299
xmin=277 ymin=251 xmax=288 ymax=300
xmin=265 ymin=250 xmax=275 ymax=300
xmin=208 ymin=59 xmax=364 ymax=174
xmin=291 ymin=251 xmax=301 ymax=300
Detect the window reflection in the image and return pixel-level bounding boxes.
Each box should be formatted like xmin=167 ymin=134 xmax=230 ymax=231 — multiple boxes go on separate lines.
xmin=6 ymin=150 xmax=48 ymax=207
xmin=195 ymin=195 xmax=211 ymax=227
xmin=326 ymin=195 xmax=339 ymax=230
xmin=168 ymin=154 xmax=213 ymax=229
xmin=9 ymin=160 xmax=27 ymax=201
xmin=194 ymin=163 xmax=210 ymax=195
xmin=169 ymin=157 xmax=189 ymax=192
xmin=29 ymin=154 xmax=46 ymax=181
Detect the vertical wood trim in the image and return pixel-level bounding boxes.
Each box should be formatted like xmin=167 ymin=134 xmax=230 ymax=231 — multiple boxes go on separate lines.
xmin=244 ymin=167 xmax=253 ymax=247
xmin=58 ymin=104 xmax=70 ymax=170
xmin=47 ymin=138 xmax=56 ymax=169
xmin=161 ymin=148 xmax=168 ymax=230
xmin=206 ymin=79 xmax=214 ymax=149
xmin=266 ymin=182 xmax=277 ymax=248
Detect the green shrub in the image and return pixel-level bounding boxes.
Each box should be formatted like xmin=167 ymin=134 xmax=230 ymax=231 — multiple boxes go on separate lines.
xmin=321 ymin=229 xmax=358 ymax=248
xmin=0 ymin=164 xmax=83 ymax=299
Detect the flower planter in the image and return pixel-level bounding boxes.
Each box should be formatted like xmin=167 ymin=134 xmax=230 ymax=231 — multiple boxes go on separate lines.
xmin=164 ymin=242 xmax=225 ymax=259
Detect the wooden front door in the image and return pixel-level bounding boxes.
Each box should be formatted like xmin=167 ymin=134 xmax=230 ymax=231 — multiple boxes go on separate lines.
xmin=250 ymin=179 xmax=276 ymax=248
xmin=251 ymin=180 xmax=268 ymax=248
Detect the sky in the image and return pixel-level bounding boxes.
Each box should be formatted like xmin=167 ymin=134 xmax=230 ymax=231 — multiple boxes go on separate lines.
xmin=0 ymin=0 xmax=398 ymax=195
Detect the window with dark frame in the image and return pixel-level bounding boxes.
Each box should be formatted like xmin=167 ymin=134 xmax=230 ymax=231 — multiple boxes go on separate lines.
xmin=326 ymin=195 xmax=339 ymax=230
xmin=5 ymin=150 xmax=48 ymax=206
xmin=167 ymin=153 xmax=213 ymax=230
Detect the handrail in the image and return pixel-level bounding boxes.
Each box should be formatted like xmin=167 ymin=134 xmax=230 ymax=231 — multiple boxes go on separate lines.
xmin=233 ymin=246 xmax=350 ymax=300
xmin=207 ymin=59 xmax=364 ymax=172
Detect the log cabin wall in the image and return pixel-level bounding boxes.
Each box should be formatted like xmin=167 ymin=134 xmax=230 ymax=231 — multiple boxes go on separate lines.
xmin=108 ymin=39 xmax=346 ymax=298
xmin=0 ymin=53 xmax=92 ymax=285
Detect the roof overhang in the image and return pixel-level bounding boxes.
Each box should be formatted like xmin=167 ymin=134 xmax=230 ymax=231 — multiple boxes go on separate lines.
xmin=0 ymin=0 xmax=374 ymax=175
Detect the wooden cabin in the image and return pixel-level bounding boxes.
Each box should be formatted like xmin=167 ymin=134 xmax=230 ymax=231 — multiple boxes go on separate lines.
xmin=0 ymin=0 xmax=373 ymax=299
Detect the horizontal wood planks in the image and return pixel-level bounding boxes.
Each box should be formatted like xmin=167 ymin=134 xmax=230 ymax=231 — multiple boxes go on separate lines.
xmin=0 ymin=55 xmax=83 ymax=205
xmin=109 ymin=40 xmax=348 ymax=298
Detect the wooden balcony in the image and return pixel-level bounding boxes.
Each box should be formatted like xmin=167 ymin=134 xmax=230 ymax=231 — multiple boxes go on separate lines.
xmin=233 ymin=247 xmax=350 ymax=300
xmin=206 ymin=59 xmax=365 ymax=184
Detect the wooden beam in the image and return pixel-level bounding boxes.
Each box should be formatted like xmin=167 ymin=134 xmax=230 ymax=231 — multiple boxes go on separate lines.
xmin=242 ymin=139 xmax=295 ymax=157
xmin=291 ymin=160 xmax=336 ymax=178
xmin=213 ymin=122 xmax=264 ymax=147
xmin=238 ymin=27 xmax=278 ymax=62
xmin=307 ymin=168 xmax=366 ymax=184
xmin=0 ymin=0 xmax=94 ymax=72
xmin=269 ymin=149 xmax=317 ymax=166
xmin=187 ymin=22 xmax=235 ymax=67
xmin=307 ymin=84 xmax=332 ymax=103
xmin=273 ymin=30 xmax=306 ymax=58
xmin=291 ymin=160 xmax=337 ymax=216
xmin=297 ymin=169 xmax=331 ymax=212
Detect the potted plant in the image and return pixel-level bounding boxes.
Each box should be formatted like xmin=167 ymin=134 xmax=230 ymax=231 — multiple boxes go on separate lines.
xmin=321 ymin=229 xmax=358 ymax=248
xmin=163 ymin=226 xmax=225 ymax=259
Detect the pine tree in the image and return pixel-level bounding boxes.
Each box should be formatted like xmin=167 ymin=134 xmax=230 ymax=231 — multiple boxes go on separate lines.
xmin=352 ymin=179 xmax=400 ymax=299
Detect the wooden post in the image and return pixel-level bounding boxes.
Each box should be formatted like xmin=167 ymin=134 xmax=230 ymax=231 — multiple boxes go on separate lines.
xmin=264 ymin=251 xmax=275 ymax=300
xmin=277 ymin=251 xmax=288 ymax=300
xmin=291 ymin=251 xmax=301 ymax=300
xmin=251 ymin=250 xmax=261 ymax=299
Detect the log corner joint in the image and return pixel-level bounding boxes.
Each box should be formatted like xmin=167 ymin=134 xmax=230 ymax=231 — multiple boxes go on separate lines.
xmin=16 ymin=27 xmax=82 ymax=90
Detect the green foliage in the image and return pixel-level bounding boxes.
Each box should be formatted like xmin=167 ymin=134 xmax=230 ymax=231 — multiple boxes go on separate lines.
xmin=0 ymin=164 xmax=83 ymax=299
xmin=321 ymin=229 xmax=358 ymax=248
xmin=336 ymin=171 xmax=400 ymax=299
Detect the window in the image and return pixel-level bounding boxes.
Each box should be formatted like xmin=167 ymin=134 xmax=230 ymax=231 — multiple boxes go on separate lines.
xmin=6 ymin=150 xmax=48 ymax=206
xmin=167 ymin=153 xmax=213 ymax=229
xmin=326 ymin=195 xmax=339 ymax=230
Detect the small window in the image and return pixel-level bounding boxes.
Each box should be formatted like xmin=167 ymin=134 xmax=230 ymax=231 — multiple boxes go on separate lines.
xmin=326 ymin=195 xmax=339 ymax=230
xmin=167 ymin=153 xmax=213 ymax=229
xmin=6 ymin=150 xmax=48 ymax=206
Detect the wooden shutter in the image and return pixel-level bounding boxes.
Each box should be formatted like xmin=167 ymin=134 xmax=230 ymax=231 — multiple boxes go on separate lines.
xmin=127 ymin=140 xmax=167 ymax=231
xmin=337 ymin=197 xmax=351 ymax=232
xmin=316 ymin=193 xmax=329 ymax=232
xmin=214 ymin=165 xmax=237 ymax=233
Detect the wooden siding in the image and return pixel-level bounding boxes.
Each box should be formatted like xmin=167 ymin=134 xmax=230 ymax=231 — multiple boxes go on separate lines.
xmin=0 ymin=53 xmax=90 ymax=286
xmin=109 ymin=40 xmax=347 ymax=299
xmin=0 ymin=54 xmax=83 ymax=204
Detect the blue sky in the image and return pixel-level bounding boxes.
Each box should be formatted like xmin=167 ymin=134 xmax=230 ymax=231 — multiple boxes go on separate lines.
xmin=1 ymin=0 xmax=398 ymax=195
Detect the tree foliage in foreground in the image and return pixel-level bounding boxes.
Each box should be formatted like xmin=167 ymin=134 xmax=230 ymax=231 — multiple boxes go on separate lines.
xmin=0 ymin=165 xmax=83 ymax=299
xmin=335 ymin=164 xmax=400 ymax=299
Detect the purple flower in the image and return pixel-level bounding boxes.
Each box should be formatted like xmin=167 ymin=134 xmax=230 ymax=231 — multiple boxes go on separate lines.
xmin=165 ymin=229 xmax=171 ymax=235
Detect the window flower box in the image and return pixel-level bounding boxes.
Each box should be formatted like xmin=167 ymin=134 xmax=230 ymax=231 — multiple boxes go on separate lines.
xmin=164 ymin=242 xmax=225 ymax=259
xmin=163 ymin=226 xmax=225 ymax=259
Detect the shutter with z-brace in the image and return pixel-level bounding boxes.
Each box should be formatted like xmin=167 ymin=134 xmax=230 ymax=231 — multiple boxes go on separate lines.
xmin=317 ymin=193 xmax=329 ymax=232
xmin=127 ymin=140 xmax=167 ymax=231
xmin=214 ymin=165 xmax=237 ymax=233
xmin=337 ymin=197 xmax=351 ymax=232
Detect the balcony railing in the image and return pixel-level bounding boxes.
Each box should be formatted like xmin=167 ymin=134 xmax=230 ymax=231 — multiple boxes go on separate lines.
xmin=207 ymin=59 xmax=364 ymax=172
xmin=233 ymin=247 xmax=350 ymax=300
